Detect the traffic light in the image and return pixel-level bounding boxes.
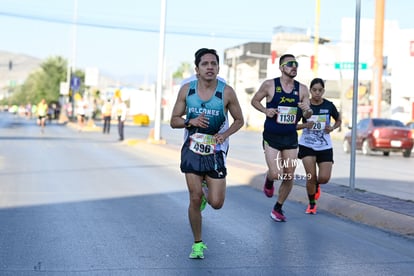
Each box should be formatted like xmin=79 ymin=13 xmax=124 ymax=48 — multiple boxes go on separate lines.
xmin=8 ymin=60 xmax=12 ymax=71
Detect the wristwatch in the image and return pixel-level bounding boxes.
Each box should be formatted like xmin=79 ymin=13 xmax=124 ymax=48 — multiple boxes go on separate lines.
xmin=184 ymin=118 xmax=191 ymax=128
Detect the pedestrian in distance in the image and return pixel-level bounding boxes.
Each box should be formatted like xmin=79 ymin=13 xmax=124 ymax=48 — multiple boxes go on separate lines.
xmin=170 ymin=48 xmax=244 ymax=259
xmin=115 ymin=97 xmax=127 ymax=141
xmin=76 ymin=98 xmax=87 ymax=131
xmin=101 ymin=98 xmax=113 ymax=134
xmin=36 ymin=98 xmax=48 ymax=134
xmin=250 ymin=53 xmax=313 ymax=222
xmin=296 ymin=78 xmax=342 ymax=214
xmin=25 ymin=103 xmax=32 ymax=119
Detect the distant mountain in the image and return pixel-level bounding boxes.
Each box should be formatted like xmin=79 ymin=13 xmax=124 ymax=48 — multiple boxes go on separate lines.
xmin=0 ymin=50 xmax=42 ymax=87
xmin=0 ymin=50 xmax=150 ymax=90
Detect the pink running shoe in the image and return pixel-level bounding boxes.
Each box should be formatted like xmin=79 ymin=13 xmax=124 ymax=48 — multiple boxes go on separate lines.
xmin=270 ymin=209 xmax=286 ymax=222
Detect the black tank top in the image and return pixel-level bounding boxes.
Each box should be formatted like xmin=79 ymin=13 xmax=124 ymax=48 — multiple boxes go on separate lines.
xmin=264 ymin=77 xmax=301 ymax=134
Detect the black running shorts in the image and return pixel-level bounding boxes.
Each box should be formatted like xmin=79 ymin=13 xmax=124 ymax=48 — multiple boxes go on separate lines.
xmin=262 ymin=131 xmax=298 ymax=151
xmin=298 ymin=144 xmax=334 ymax=163
xmin=180 ymin=144 xmax=227 ymax=179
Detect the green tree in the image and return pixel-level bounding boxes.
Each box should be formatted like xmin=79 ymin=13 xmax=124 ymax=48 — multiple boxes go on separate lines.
xmin=6 ymin=56 xmax=85 ymax=106
xmin=172 ymin=62 xmax=192 ymax=81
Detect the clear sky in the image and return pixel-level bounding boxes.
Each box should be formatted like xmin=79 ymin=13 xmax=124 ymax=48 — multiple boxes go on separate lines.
xmin=0 ymin=0 xmax=412 ymax=83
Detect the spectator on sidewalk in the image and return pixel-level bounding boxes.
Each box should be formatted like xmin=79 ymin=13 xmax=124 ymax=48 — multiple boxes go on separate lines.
xmin=76 ymin=98 xmax=87 ymax=131
xmin=115 ymin=98 xmax=127 ymax=141
xmin=101 ymin=99 xmax=113 ymax=134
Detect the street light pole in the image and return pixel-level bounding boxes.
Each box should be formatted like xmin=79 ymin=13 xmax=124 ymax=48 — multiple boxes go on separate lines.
xmin=153 ymin=0 xmax=166 ymax=142
xmin=67 ymin=0 xmax=78 ymax=120
xmin=71 ymin=0 xmax=78 ymax=75
xmin=349 ymin=0 xmax=362 ymax=191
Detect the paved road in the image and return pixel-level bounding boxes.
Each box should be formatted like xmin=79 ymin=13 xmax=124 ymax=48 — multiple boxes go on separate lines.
xmin=0 ymin=113 xmax=413 ymax=275
xmin=110 ymin=119 xmax=414 ymax=237
xmin=78 ymin=117 xmax=414 ymax=236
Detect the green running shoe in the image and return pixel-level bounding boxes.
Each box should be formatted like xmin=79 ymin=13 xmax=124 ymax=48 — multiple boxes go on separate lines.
xmin=189 ymin=242 xmax=207 ymax=259
xmin=200 ymin=181 xmax=208 ymax=211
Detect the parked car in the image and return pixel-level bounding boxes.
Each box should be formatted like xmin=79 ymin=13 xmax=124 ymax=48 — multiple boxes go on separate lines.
xmin=343 ymin=118 xmax=413 ymax=157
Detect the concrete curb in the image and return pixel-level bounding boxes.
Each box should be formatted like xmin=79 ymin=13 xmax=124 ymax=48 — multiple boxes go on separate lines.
xmin=315 ymin=192 xmax=414 ymax=236
xmin=226 ymin=157 xmax=414 ymax=238
xmin=67 ymin=122 xmax=101 ymax=132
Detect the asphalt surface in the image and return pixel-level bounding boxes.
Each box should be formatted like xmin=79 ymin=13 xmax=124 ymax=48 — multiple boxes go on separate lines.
xmin=71 ymin=121 xmax=414 ymax=239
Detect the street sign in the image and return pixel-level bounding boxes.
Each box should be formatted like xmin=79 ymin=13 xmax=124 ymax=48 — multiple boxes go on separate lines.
xmin=334 ymin=62 xmax=367 ymax=70
xmin=60 ymin=82 xmax=69 ymax=95
xmin=70 ymin=76 xmax=81 ymax=91
xmin=9 ymin=80 xmax=17 ymax=87
xmin=85 ymin=67 xmax=99 ymax=86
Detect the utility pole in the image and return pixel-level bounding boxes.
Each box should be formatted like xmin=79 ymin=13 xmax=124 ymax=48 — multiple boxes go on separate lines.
xmin=371 ymin=0 xmax=385 ymax=117
xmin=349 ymin=0 xmax=362 ymax=191
xmin=313 ymin=0 xmax=321 ymax=77
xmin=69 ymin=0 xmax=78 ymax=120
xmin=153 ymin=0 xmax=166 ymax=143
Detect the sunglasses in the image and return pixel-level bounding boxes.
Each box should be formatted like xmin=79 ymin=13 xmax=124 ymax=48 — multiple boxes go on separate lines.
xmin=280 ymin=61 xmax=299 ymax=67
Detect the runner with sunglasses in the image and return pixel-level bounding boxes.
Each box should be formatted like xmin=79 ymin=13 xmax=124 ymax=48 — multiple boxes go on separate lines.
xmin=251 ymin=54 xmax=312 ymax=222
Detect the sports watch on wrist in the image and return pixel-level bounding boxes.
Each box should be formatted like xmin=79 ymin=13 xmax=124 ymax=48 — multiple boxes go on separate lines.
xmin=184 ymin=118 xmax=191 ymax=128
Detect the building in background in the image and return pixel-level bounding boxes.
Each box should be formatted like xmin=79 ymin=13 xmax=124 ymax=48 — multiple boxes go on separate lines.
xmin=223 ymin=42 xmax=271 ymax=128
xmin=218 ymin=19 xmax=414 ymax=129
